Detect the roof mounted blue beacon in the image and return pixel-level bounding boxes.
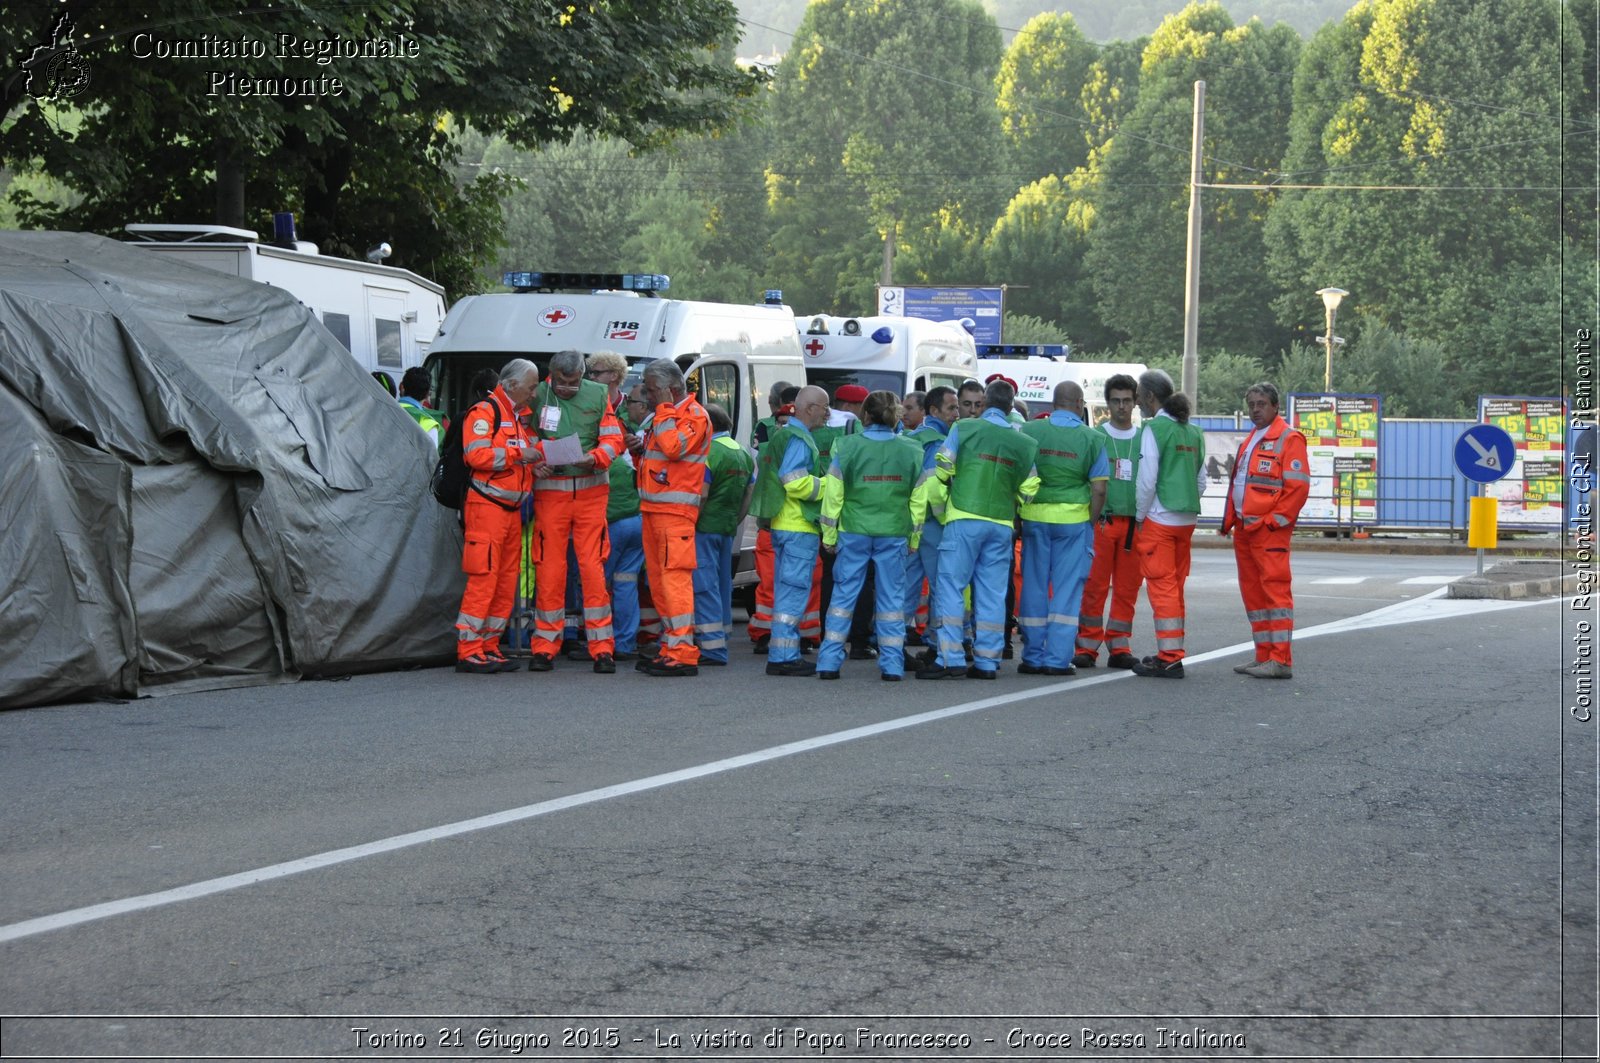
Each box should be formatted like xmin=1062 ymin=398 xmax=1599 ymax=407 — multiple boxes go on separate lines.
xmin=502 ymin=271 xmax=670 ymax=294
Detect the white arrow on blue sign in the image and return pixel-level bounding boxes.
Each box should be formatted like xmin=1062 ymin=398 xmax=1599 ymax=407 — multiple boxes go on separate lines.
xmin=1454 ymin=424 xmax=1516 ymax=484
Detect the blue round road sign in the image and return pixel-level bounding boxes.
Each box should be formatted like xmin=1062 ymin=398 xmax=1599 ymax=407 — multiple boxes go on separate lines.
xmin=1454 ymin=424 xmax=1515 ymax=484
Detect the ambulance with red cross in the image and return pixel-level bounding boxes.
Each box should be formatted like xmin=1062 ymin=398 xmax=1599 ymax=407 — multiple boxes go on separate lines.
xmin=793 ymin=313 xmax=978 ymax=399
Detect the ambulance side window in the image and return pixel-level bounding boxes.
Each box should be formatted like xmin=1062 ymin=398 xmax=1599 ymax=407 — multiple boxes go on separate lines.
xmin=698 ymin=362 xmax=740 ymax=437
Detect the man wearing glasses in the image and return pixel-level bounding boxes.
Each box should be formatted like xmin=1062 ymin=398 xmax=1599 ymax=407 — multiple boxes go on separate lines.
xmin=1074 ymin=374 xmax=1144 ymax=670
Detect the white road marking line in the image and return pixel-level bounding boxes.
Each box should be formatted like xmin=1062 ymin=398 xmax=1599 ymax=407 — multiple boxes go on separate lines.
xmin=1400 ymin=575 xmax=1460 ymax=585
xmin=1310 ymin=576 xmax=1367 ymax=584
xmin=0 ymin=591 xmax=1564 ymax=946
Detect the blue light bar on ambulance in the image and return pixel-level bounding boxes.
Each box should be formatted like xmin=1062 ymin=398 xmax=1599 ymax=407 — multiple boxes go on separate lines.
xmin=502 ymin=271 xmax=671 ymax=292
xmin=978 ymin=343 xmax=1071 ymax=360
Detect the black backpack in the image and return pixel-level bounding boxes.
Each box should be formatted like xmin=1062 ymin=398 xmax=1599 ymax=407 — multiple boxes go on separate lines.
xmin=429 ymin=402 xmax=480 ymax=510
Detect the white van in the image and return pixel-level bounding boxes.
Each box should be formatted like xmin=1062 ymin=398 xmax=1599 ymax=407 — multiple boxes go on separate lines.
xmin=976 ymin=349 xmax=1147 ymax=426
xmin=427 ymin=272 xmax=804 ymax=453
xmin=125 ymin=222 xmax=446 ymax=393
xmin=795 ymin=313 xmax=978 ymax=398
xmin=425 ymin=272 xmax=807 ymax=590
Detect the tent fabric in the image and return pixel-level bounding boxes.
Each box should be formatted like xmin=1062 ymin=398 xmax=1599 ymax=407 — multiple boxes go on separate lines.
xmin=0 ymin=231 xmax=465 ymax=709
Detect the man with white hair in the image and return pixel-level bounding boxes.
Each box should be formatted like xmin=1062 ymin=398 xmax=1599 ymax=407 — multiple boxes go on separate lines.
xmin=455 ymin=359 xmax=539 ymax=673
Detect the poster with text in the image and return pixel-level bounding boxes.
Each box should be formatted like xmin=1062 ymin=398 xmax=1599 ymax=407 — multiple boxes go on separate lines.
xmin=1289 ymin=393 xmax=1381 ymax=525
xmin=1481 ymin=396 xmax=1567 ymax=527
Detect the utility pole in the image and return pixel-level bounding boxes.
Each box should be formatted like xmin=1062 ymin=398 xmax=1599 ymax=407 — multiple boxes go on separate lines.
xmin=1181 ymin=80 xmax=1205 ymax=407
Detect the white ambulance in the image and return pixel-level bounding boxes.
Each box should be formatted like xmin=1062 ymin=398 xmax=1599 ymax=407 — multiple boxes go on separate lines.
xmin=795 ymin=313 xmax=978 ymax=398
xmin=125 ymin=221 xmax=446 ymax=394
xmin=976 ymin=347 xmax=1146 ymax=427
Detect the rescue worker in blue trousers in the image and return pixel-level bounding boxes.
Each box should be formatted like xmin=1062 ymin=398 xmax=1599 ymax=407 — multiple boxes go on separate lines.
xmin=919 ymin=379 xmax=1040 ymax=680
xmin=1017 ymin=381 xmax=1109 ymax=675
xmin=902 ymin=385 xmax=957 ymax=656
xmin=750 ymin=385 xmax=832 ymax=677
xmin=817 ymin=390 xmax=929 ymax=681
xmin=693 ymin=404 xmax=755 ymax=665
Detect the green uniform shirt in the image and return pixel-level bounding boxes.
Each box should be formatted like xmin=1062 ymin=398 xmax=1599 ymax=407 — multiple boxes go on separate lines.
xmin=820 ymin=429 xmax=928 ymax=545
xmin=699 ymin=433 xmax=755 ymax=536
xmin=1145 ymin=414 xmax=1205 ymax=514
xmin=532 ymin=377 xmax=614 ymax=477
xmin=936 ymin=414 xmax=1041 ymax=525
xmin=751 ymin=424 xmax=822 ymax=533
xmin=1097 ymin=423 xmax=1141 ymax=517
xmin=1020 ymin=415 xmax=1108 ymax=524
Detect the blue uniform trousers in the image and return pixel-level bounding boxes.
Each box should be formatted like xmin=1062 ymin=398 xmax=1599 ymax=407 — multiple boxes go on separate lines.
xmin=1018 ymin=520 xmax=1095 ymax=670
xmin=692 ymin=531 xmax=735 ymax=663
xmin=770 ymin=529 xmax=820 ymax=664
xmin=604 ymin=514 xmax=644 ymax=654
xmin=934 ymin=519 xmax=1012 ymax=673
xmin=818 ymin=533 xmax=909 ymax=676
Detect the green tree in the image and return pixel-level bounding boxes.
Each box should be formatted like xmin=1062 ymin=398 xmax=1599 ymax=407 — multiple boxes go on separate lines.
xmin=1263 ymin=0 xmax=1578 ymax=402
xmin=995 ymin=12 xmax=1100 ymax=181
xmin=1084 ymin=3 xmax=1301 ymax=367
xmin=1080 ymin=38 xmax=1149 ymax=169
xmin=2 ymin=0 xmax=763 ymax=295
xmin=764 ymin=0 xmax=1008 ymax=313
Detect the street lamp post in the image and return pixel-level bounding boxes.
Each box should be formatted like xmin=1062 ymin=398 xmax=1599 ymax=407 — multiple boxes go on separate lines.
xmin=1316 ymin=287 xmax=1348 ymax=392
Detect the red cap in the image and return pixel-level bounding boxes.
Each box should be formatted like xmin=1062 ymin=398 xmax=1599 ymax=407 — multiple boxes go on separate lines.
xmin=776 ymin=403 xmax=796 ymax=416
xmin=835 ymin=384 xmax=869 ymax=403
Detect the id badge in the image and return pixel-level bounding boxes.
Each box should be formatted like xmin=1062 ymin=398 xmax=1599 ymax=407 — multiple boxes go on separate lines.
xmin=1115 ymin=458 xmax=1133 ymax=481
xmin=539 ymin=405 xmax=562 ymax=433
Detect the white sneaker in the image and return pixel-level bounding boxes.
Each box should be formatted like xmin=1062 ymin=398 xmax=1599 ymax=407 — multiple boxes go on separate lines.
xmin=1243 ymin=660 xmax=1293 ymax=679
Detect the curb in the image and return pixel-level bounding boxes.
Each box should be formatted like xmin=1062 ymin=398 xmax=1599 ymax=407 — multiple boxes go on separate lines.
xmin=1447 ymin=560 xmax=1578 ymax=600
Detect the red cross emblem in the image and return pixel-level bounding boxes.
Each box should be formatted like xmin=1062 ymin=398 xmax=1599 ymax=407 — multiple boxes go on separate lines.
xmin=538 ymin=305 xmax=575 ymax=328
xmin=804 ymin=337 xmax=825 ymax=357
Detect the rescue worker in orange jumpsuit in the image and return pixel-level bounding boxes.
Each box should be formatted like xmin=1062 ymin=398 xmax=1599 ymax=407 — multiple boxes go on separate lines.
xmin=633 ymin=358 xmax=711 ymax=677
xmin=1130 ymin=369 xmax=1207 ymax=680
xmin=456 ymin=359 xmax=540 ymax=673
xmin=526 ymin=349 xmax=626 ymax=674
xmin=1221 ymin=382 xmax=1311 ymax=679
xmin=1074 ymin=373 xmax=1145 ymax=670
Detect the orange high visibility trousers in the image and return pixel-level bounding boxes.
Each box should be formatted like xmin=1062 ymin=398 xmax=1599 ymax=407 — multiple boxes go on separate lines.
xmin=1134 ymin=520 xmax=1194 ymax=663
xmin=642 ymin=512 xmax=700 ymax=666
xmin=456 ymin=497 xmax=524 ymax=660
xmin=1077 ymin=515 xmax=1144 ymax=660
xmin=1233 ymin=526 xmax=1295 ymax=665
xmin=530 ymin=485 xmax=614 ymax=658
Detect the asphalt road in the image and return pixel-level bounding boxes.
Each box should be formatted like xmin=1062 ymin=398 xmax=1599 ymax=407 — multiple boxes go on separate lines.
xmin=0 ymin=553 xmax=1592 ymax=1061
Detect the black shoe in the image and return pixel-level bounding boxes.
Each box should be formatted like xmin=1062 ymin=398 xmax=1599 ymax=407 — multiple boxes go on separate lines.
xmin=766 ymin=659 xmax=816 ymax=677
xmin=753 ymin=635 xmax=771 ymax=654
xmin=817 ymin=670 xmax=840 ymax=680
xmin=965 ymin=665 xmax=996 ymax=680
xmin=613 ymin=649 xmax=639 ymax=662
xmin=881 ymin=672 xmax=902 ymax=682
xmin=1071 ymin=652 xmax=1096 ymax=669
xmin=1002 ymin=643 xmax=1014 ymax=660
xmin=905 ymin=631 xmax=926 ymax=648
xmin=700 ymin=657 xmax=727 ymax=666
xmin=1132 ymin=657 xmax=1184 ymax=679
xmin=849 ymin=645 xmax=877 ymax=660
xmin=1107 ymin=653 xmax=1139 ymax=670
xmin=1046 ymin=665 xmax=1077 ymax=676
xmin=527 ymin=654 xmax=554 ymax=672
xmin=593 ymin=653 xmax=615 ymax=674
xmin=643 ymin=659 xmax=698 ymax=677
xmin=456 ymin=655 xmax=499 ymax=674
xmin=1017 ymin=662 xmax=1049 ymax=675
xmin=916 ymin=662 xmax=963 ymax=680
xmin=484 ymin=653 xmax=520 ymax=673
xmin=634 ymin=655 xmax=654 ymax=673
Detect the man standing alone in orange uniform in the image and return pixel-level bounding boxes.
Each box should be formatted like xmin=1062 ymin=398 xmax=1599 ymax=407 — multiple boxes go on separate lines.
xmin=634 ymin=359 xmax=712 ymax=677
xmin=1221 ymin=382 xmax=1311 ymax=678
xmin=456 ymin=359 xmax=540 ymax=673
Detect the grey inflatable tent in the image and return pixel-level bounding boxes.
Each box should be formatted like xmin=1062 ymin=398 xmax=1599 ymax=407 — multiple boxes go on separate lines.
xmin=0 ymin=231 xmax=467 ymax=709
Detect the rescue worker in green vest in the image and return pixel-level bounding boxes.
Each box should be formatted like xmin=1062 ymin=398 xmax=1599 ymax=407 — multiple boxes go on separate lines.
xmin=919 ymin=379 xmax=1040 ymax=680
xmin=602 ymin=382 xmax=650 ymax=661
xmin=398 ymin=366 xmax=441 ymax=447
xmin=526 ymin=349 xmax=626 ymax=672
xmin=694 ymin=404 xmax=756 ymax=666
xmin=902 ymin=385 xmax=957 ymax=652
xmin=817 ymin=384 xmax=874 ymax=659
xmin=751 ymin=379 xmax=794 ymax=453
xmin=1017 ymin=381 xmax=1109 ymax=676
xmin=1130 ymin=368 xmax=1207 ymax=679
xmin=750 ymin=385 xmax=831 ymax=676
xmin=816 ymin=390 xmax=929 ymax=681
xmin=1074 ymin=374 xmax=1145 ymax=670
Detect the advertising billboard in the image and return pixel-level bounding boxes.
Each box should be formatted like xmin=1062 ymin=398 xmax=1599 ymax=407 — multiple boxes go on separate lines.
xmin=877 ymin=285 xmax=1003 ymax=346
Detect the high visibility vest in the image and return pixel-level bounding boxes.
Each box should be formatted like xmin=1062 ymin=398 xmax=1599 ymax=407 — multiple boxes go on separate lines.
xmin=460 ymin=387 xmax=534 ymax=507
xmin=1020 ymin=418 xmax=1103 ymax=508
xmin=400 ymin=398 xmax=441 ymax=443
xmin=826 ymin=432 xmax=925 ymax=538
xmin=699 ymin=434 xmax=755 ymax=536
xmin=1145 ymin=415 xmax=1205 ymax=514
xmin=1098 ymin=424 xmax=1141 ymax=517
xmin=531 ymin=377 xmax=621 ymax=491
xmin=750 ymin=425 xmax=821 ymax=532
xmin=638 ymin=394 xmax=710 ymax=520
xmin=1222 ymin=415 xmax=1312 ymax=532
xmin=941 ymin=416 xmax=1039 ymax=523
